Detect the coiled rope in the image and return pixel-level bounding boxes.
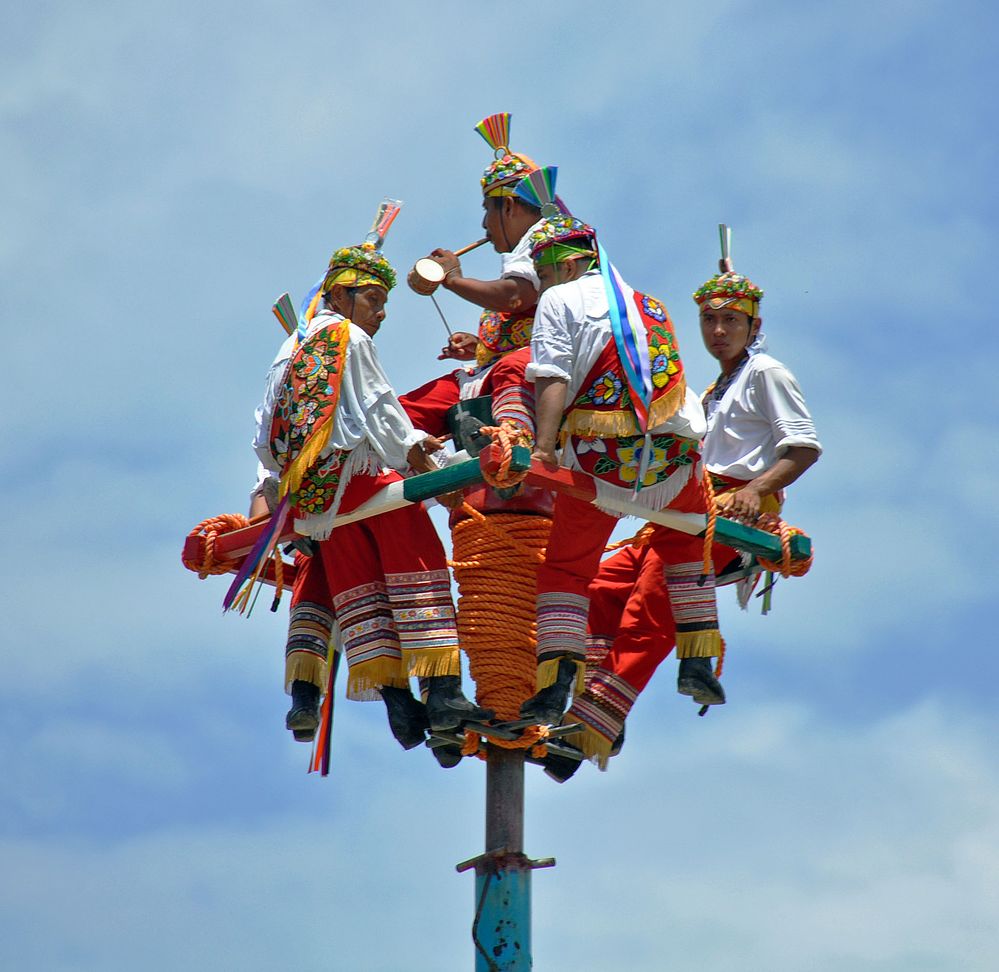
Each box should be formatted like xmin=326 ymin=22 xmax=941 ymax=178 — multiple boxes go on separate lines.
xmin=183 ymin=512 xmax=286 ymax=609
xmin=450 ymin=424 xmax=551 ymax=758
xmin=182 ymin=513 xmax=250 ymax=578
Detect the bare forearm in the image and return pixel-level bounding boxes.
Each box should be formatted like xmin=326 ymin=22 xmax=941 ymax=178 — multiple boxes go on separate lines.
xmin=746 ymin=446 xmax=820 ymax=497
xmin=443 ymin=275 xmax=536 ymax=313
xmin=533 ymin=377 xmax=569 ymax=457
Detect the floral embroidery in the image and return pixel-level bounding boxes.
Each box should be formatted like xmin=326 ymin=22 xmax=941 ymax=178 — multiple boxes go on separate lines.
xmin=648 ymin=321 xmax=680 ymax=389
xmin=291 ymin=400 xmax=319 ymax=432
xmin=587 ymin=372 xmax=622 ymax=406
xmin=574 ymin=436 xmax=607 ymax=456
xmin=641 ymin=295 xmax=667 ymax=322
xmin=268 ymin=320 xmax=351 ymax=515
xmin=572 ymin=434 xmax=695 ymax=489
xmin=293 ymin=449 xmax=347 ymax=514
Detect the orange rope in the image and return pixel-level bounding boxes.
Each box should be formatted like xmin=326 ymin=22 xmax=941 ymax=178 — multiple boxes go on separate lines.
xmin=478 ymin=423 xmax=530 ymax=490
xmin=183 ymin=513 xmax=250 ymax=578
xmin=449 ymin=509 xmax=552 ymax=751
xmin=461 ymin=724 xmax=550 ymax=761
xmin=271 ymin=546 xmax=285 ymax=608
xmin=604 ymin=522 xmax=655 ymax=553
xmin=755 ymin=513 xmax=814 ymax=577
xmin=701 ymin=467 xmax=719 ymax=578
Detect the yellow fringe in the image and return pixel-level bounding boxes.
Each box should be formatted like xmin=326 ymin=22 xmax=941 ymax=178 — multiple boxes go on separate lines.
xmin=279 ymin=415 xmax=334 ymax=500
xmin=560 ymin=724 xmax=614 ymax=771
xmin=675 ymin=630 xmax=723 ymax=659
xmin=346 ymin=658 xmax=408 ymax=702
xmin=284 ymin=652 xmax=329 ymax=694
xmin=535 ymin=657 xmax=586 ymax=694
xmin=561 ymin=379 xmax=686 ymax=440
xmin=404 ymin=647 xmax=461 ymax=681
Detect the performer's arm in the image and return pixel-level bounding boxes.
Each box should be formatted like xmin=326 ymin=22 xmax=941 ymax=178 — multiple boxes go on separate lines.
xmin=722 ymin=446 xmax=819 ymax=521
xmin=442 ymin=272 xmax=537 ymax=314
xmin=532 ymin=377 xmax=568 ymax=470
xmin=725 ymin=363 xmax=821 ymax=520
xmin=349 ymin=334 xmax=439 ymax=472
xmin=428 ymin=247 xmax=537 ymax=313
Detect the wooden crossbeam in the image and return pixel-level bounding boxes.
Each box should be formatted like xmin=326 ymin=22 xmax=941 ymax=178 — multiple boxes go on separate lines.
xmin=183 ymin=444 xmax=809 ymax=586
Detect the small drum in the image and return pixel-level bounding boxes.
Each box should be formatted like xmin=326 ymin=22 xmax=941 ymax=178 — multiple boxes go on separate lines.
xmin=409 ymin=257 xmax=446 ymax=295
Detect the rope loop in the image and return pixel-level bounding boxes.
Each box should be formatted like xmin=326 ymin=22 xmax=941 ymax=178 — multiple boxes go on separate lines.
xmin=755 ymin=513 xmax=814 ymax=577
xmin=183 ymin=513 xmax=250 ymax=579
xmin=479 ymin=423 xmax=530 ymax=490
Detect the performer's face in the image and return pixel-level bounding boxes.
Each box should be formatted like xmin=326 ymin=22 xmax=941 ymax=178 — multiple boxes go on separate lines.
xmin=339 ymin=285 xmax=388 ymax=337
xmin=481 ymin=197 xmax=514 ymax=253
xmin=536 ymin=257 xmax=587 ymax=294
xmin=699 ymin=306 xmax=760 ymax=365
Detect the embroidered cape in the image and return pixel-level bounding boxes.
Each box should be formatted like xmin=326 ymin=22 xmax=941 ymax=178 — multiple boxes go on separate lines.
xmin=563 ymin=292 xmax=686 ymax=439
xmin=268 ymin=319 xmax=352 ymax=515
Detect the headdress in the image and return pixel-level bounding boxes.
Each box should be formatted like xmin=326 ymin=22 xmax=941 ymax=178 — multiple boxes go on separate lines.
xmin=322 ymin=243 xmax=397 ymax=293
xmin=475 ymin=112 xmax=539 ymax=197
xmin=517 ymin=169 xmax=655 ymax=437
xmin=693 ymin=224 xmax=763 ymax=318
xmin=517 ymin=167 xmax=596 ymax=268
xmin=294 ymin=199 xmax=402 ymax=344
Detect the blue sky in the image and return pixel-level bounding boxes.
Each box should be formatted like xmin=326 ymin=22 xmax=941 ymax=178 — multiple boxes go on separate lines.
xmin=2 ymin=1 xmax=997 ymax=969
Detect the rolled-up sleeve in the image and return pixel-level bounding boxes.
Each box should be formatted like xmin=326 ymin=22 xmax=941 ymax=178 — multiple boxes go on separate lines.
xmin=527 ymin=288 xmax=574 ymax=381
xmin=757 ymin=363 xmax=822 ymax=457
xmin=346 ymin=332 xmax=427 ymax=471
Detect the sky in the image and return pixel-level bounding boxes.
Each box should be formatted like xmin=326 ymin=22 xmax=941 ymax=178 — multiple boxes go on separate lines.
xmin=2 ymin=1 xmax=997 ymax=969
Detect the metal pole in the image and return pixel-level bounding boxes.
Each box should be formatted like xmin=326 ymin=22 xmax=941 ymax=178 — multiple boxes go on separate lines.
xmin=469 ymin=746 xmax=533 ymax=972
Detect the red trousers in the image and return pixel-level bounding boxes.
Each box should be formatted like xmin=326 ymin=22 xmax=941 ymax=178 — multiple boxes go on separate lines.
xmin=315 ymin=470 xmax=460 ymax=701
xmin=398 ymin=348 xmax=534 ymax=442
xmin=535 ymin=471 xmax=713 ymax=669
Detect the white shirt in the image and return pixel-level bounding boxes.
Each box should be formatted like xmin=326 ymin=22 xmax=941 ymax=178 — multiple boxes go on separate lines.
xmin=499 ymin=217 xmax=544 ymax=291
xmin=527 ymin=270 xmax=705 ymax=440
xmin=253 ymin=312 xmax=427 ymax=482
xmin=702 ymin=352 xmax=821 ymax=480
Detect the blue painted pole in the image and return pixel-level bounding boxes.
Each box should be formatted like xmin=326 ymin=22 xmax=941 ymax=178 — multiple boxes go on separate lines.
xmin=458 ymin=746 xmax=553 ymax=971
xmin=473 ymin=859 xmax=532 ymax=971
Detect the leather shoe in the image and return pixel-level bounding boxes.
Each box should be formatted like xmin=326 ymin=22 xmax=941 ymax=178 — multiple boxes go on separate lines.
xmin=677 ymin=657 xmax=726 ymax=705
xmin=380 ymin=686 xmax=430 ymax=750
xmin=423 ymin=675 xmax=494 ymax=732
xmin=286 ymin=680 xmax=321 ymax=736
xmin=519 ymin=657 xmax=576 ymax=725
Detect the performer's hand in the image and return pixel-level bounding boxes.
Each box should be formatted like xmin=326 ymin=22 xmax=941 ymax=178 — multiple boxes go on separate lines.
xmin=724 ymin=486 xmax=763 ymax=523
xmin=531 ymin=448 xmax=560 ymax=471
xmin=431 ymin=248 xmax=462 ymax=287
xmin=408 ymin=436 xmax=446 ymax=474
xmin=437 ymin=331 xmax=478 ymax=361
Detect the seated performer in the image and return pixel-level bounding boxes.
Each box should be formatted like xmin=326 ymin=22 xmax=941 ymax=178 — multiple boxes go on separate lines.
xmin=516 ymin=180 xmax=724 ymax=731
xmin=252 ymin=242 xmax=491 ymax=753
xmin=557 ymin=233 xmax=821 ymax=777
xmin=401 ymin=113 xmax=544 ymax=445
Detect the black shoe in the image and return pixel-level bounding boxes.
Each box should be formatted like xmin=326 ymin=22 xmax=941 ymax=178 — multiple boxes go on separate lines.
xmin=610 ymin=724 xmax=625 ymax=757
xmin=431 ymin=743 xmax=463 ymax=769
xmin=380 ymin=686 xmax=430 ymax=750
xmin=519 ymin=657 xmax=577 ymax=725
xmin=677 ymin=657 xmax=726 ymax=705
xmin=543 ymin=741 xmax=584 ymax=784
xmin=286 ymin=680 xmax=321 ymax=735
xmin=422 ymin=675 xmax=495 ymax=732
